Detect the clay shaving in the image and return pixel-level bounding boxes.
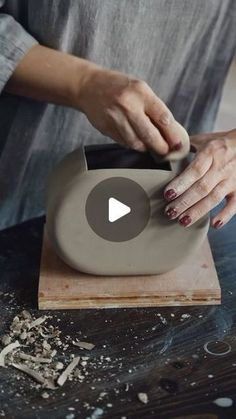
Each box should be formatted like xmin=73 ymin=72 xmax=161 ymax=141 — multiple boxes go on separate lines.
xmin=72 ymin=340 xmax=95 ymax=350
xmin=0 ymin=341 xmax=21 ymax=367
xmin=28 ymin=316 xmax=47 ymax=330
xmin=17 ymin=352 xmax=52 ymax=363
xmin=0 ymin=311 xmax=96 ymax=391
xmin=11 ymin=363 xmax=57 ymax=390
xmin=57 ymin=356 xmax=80 ymax=386
xmin=11 ymin=363 xmax=46 ymax=385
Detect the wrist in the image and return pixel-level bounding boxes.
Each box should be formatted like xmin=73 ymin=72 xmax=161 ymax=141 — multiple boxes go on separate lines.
xmin=70 ymin=59 xmax=102 ymax=111
xmin=226 ymin=128 xmax=236 ymax=137
xmin=5 ymin=44 xmax=102 ymax=110
xmin=224 ymin=129 xmax=236 ymax=149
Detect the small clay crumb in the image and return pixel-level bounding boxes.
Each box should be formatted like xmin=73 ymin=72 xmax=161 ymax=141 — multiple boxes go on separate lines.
xmin=19 ymin=331 xmax=27 ymax=341
xmin=29 ymin=316 xmax=47 ymax=330
xmin=137 ymin=392 xmax=149 ymax=404
xmin=42 ymin=340 xmax=51 ymax=351
xmin=21 ymin=310 xmax=32 ymax=320
xmin=72 ymin=340 xmax=95 ymax=350
xmin=180 ymin=313 xmax=191 ymax=321
xmin=98 ymin=391 xmax=107 ymax=400
xmin=55 ymin=362 xmax=64 ymax=370
xmin=41 ymin=392 xmax=50 ymax=399
xmin=1 ymin=335 xmax=11 ymax=346
xmin=81 ymin=361 xmax=87 ymax=366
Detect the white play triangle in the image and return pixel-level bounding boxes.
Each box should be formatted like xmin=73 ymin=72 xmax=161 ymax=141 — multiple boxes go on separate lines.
xmin=108 ymin=197 xmax=131 ymax=223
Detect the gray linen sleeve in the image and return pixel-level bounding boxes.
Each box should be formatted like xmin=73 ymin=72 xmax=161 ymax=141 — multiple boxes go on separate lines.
xmin=0 ymin=0 xmax=38 ymax=93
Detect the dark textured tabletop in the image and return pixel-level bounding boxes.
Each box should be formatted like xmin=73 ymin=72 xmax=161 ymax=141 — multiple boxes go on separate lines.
xmin=0 ymin=213 xmax=236 ymax=419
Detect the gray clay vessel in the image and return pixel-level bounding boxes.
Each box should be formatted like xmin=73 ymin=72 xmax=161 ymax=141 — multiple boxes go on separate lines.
xmin=46 ymin=141 xmax=209 ymax=276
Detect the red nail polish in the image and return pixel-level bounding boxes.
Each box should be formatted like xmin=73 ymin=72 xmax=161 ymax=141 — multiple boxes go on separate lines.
xmin=164 ymin=189 xmax=177 ymax=201
xmin=179 ymin=215 xmax=192 ymax=227
xmin=214 ymin=220 xmax=223 ymax=229
xmin=165 ymin=208 xmax=177 ymax=219
xmin=172 ymin=142 xmax=182 ymax=151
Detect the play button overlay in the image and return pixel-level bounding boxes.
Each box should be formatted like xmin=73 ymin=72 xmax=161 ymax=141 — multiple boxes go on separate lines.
xmin=108 ymin=198 xmax=131 ymax=223
xmin=85 ymin=177 xmax=150 ymax=242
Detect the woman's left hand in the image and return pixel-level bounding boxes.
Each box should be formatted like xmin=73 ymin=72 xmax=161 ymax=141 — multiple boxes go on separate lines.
xmin=164 ymin=129 xmax=236 ymax=229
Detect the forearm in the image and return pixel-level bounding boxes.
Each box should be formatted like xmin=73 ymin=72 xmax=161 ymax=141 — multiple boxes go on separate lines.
xmin=4 ymin=43 xmax=189 ymax=156
xmin=4 ymin=44 xmax=97 ymax=110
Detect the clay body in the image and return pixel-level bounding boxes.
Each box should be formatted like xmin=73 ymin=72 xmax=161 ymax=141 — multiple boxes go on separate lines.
xmin=46 ymin=142 xmax=209 ymax=276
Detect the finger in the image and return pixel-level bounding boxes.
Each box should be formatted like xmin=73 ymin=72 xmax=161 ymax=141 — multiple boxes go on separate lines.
xmin=211 ymin=193 xmax=236 ymax=229
xmin=164 ymin=150 xmax=213 ymax=201
xmin=117 ymin=119 xmax=147 ymax=152
xmin=146 ymin=93 xmax=189 ymax=150
xmin=128 ymin=112 xmax=169 ymax=155
xmin=165 ymin=169 xmax=220 ymax=219
xmin=108 ymin=108 xmax=147 ymax=151
xmin=177 ymin=180 xmax=228 ymax=227
xmin=162 ymin=121 xmax=190 ymax=161
xmin=100 ymin=125 xmax=129 ymax=148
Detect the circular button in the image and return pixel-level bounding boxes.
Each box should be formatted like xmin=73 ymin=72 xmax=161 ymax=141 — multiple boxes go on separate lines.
xmin=85 ymin=177 xmax=150 ymax=242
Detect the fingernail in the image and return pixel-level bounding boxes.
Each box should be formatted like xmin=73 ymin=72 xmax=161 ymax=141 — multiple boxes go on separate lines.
xmin=165 ymin=208 xmax=177 ymax=219
xmin=172 ymin=142 xmax=182 ymax=151
xmin=179 ymin=215 xmax=192 ymax=227
xmin=164 ymin=189 xmax=177 ymax=201
xmin=214 ymin=220 xmax=223 ymax=229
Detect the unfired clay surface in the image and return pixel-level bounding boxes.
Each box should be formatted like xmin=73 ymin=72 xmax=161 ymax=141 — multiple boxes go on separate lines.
xmin=46 ymin=137 xmax=209 ymax=276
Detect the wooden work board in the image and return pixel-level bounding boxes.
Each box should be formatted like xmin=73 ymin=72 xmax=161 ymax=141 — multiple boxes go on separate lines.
xmin=38 ymin=232 xmax=221 ymax=309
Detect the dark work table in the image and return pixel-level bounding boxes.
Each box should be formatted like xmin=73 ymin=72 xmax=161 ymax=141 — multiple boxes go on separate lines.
xmin=0 ymin=213 xmax=236 ymax=419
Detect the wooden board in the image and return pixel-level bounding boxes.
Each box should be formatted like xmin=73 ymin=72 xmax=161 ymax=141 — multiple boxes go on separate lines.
xmin=38 ymin=232 xmax=221 ymax=309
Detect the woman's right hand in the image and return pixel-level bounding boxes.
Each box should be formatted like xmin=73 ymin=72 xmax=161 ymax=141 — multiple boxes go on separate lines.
xmin=76 ymin=63 xmax=189 ymax=155
xmin=6 ymin=44 xmax=189 ymax=156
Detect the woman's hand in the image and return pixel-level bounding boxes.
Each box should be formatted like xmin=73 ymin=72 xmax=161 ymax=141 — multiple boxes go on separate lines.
xmin=164 ymin=129 xmax=236 ymax=229
xmin=76 ymin=64 xmax=189 ymax=155
xmin=6 ymin=45 xmax=189 ymax=156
